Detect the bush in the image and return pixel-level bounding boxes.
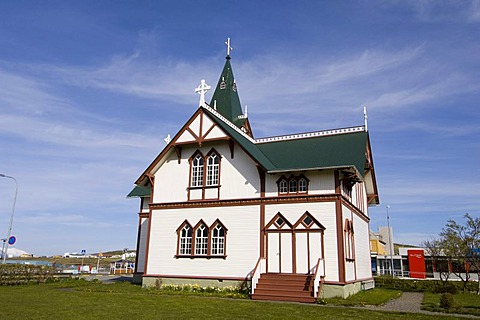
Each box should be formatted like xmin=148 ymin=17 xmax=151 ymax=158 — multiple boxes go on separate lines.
xmin=439 ymin=293 xmax=456 ymax=310
xmin=434 ymin=284 xmax=458 ymax=294
xmin=374 ymin=276 xmax=477 ymax=293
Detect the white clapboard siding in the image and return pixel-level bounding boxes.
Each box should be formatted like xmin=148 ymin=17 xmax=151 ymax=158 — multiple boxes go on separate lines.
xmin=218 ymin=143 xmax=261 ymax=199
xmin=354 ymin=213 xmax=372 ymax=279
xmin=264 ymin=202 xmax=339 ymax=282
xmin=136 ymin=217 xmax=149 ymax=273
xmin=153 ymin=143 xmax=260 ymax=203
xmin=146 ymin=206 xmax=259 ymax=278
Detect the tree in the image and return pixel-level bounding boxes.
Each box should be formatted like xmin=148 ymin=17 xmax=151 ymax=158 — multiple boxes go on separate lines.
xmin=421 ymin=237 xmax=450 ymax=285
xmin=440 ymin=213 xmax=480 ymax=294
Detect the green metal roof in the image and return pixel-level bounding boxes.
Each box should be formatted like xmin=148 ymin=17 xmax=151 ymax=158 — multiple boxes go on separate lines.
xmin=204 ymin=107 xmax=368 ymax=176
xmin=258 ymin=132 xmax=368 ymax=175
xmin=127 ymin=185 xmax=151 ymax=198
xmin=209 ymin=57 xmax=246 ymax=128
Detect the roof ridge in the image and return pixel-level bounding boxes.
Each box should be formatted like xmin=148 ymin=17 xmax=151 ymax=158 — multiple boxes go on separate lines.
xmin=255 ymin=126 xmax=365 ymax=144
xmin=203 ymin=104 xmax=256 ymax=143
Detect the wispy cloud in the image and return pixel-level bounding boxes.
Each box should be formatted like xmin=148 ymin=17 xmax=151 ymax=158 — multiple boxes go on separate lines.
xmin=407 ymin=0 xmax=480 ymax=23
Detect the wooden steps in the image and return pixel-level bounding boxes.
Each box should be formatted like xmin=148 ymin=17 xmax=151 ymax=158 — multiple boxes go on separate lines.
xmin=252 ymin=273 xmax=316 ymax=303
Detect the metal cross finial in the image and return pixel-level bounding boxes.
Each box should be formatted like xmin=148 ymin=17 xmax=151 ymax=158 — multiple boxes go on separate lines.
xmin=195 ymin=79 xmax=211 ymax=107
xmin=225 ymin=37 xmax=233 ymax=56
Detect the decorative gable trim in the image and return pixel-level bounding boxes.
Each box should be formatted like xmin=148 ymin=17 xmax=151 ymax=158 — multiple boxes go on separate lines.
xmin=255 ymin=126 xmax=365 ymax=144
xmin=265 ymin=212 xmax=293 ymax=231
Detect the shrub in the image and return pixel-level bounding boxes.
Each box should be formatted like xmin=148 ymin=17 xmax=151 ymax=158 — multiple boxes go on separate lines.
xmin=434 ymin=284 xmax=458 ymax=294
xmin=374 ymin=276 xmax=476 ymax=293
xmin=439 ymin=293 xmax=456 ymax=310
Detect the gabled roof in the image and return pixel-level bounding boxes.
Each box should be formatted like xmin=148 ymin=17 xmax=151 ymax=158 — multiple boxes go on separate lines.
xmin=131 ymin=51 xmax=379 ymax=205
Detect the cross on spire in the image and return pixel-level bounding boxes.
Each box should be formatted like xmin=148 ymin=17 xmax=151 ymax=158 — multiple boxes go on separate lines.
xmin=225 ymin=37 xmax=233 ymax=56
xmin=195 ymin=79 xmax=211 ymax=107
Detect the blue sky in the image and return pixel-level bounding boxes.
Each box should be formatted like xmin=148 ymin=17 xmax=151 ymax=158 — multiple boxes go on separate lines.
xmin=0 ymin=1 xmax=479 ymax=256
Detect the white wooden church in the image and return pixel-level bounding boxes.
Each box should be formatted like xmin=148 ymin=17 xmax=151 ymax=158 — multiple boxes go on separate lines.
xmin=128 ymin=40 xmax=380 ymax=302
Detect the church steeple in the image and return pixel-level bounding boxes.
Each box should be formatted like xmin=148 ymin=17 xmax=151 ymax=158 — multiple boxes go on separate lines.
xmin=209 ymin=38 xmax=246 ymax=128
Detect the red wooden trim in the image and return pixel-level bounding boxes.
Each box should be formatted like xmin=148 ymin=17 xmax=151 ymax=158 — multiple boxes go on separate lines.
xmin=134 ymin=215 xmax=143 ymax=273
xmin=202 ymin=122 xmax=217 ymax=140
xmin=335 ymin=182 xmax=346 ymax=283
xmin=143 ymin=213 xmax=152 ymax=275
xmin=257 ymin=166 xmax=266 ymax=258
xmin=150 ymin=194 xmax=340 ymax=210
xmin=143 ymin=274 xmax=246 ymax=281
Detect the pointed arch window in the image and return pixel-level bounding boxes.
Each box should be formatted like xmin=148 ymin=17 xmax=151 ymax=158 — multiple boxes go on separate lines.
xmin=194 ymin=222 xmax=209 ymax=255
xmin=188 ymin=149 xmax=222 ymax=200
xmin=279 ymin=179 xmax=288 ymax=194
xmin=176 ymin=219 xmax=227 ymax=258
xmin=177 ymin=221 xmax=193 ymax=255
xmin=344 ymin=219 xmax=355 ymax=261
xmin=277 ymin=175 xmax=309 ymax=195
xmin=298 ymin=177 xmax=308 ymax=193
xmin=191 ymin=153 xmax=204 ymax=187
xmin=289 ymin=179 xmax=297 ymax=193
xmin=206 ymin=152 xmax=220 ymax=186
xmin=210 ymin=221 xmax=227 ymax=256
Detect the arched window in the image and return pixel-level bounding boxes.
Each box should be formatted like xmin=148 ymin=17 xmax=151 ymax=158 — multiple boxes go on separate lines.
xmin=179 ymin=223 xmax=193 ymax=255
xmin=289 ymin=179 xmax=297 ymax=193
xmin=344 ymin=219 xmax=355 ymax=261
xmin=191 ymin=153 xmax=204 ymax=187
xmin=298 ymin=178 xmax=307 ymax=193
xmin=277 ymin=175 xmax=309 ymax=195
xmin=206 ymin=152 xmax=220 ymax=186
xmin=279 ymin=178 xmax=288 ymax=194
xmin=211 ymin=223 xmax=226 ymax=255
xmin=195 ymin=223 xmax=208 ymax=255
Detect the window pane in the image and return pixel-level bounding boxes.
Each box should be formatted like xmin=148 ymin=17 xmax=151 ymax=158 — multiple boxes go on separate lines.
xmin=299 ymin=178 xmax=307 ymax=192
xmin=180 ymin=225 xmax=192 ymax=255
xmin=279 ymin=179 xmax=287 ymax=193
xmin=289 ymin=179 xmax=297 ymax=193
xmin=191 ymin=155 xmax=204 ymax=187
xmin=195 ymin=225 xmax=208 ymax=255
xmin=206 ymin=154 xmax=219 ymax=186
xmin=211 ymin=224 xmax=225 ymax=255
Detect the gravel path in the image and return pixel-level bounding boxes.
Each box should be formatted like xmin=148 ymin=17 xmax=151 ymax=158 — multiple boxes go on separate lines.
xmin=364 ymin=291 xmax=480 ymax=319
xmin=376 ymin=291 xmax=423 ymax=313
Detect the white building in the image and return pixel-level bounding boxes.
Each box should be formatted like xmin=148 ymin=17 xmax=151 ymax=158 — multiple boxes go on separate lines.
xmin=128 ymin=42 xmax=380 ymax=302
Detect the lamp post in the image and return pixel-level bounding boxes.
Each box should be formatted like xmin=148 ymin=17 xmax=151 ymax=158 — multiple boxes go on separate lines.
xmin=1 ymin=174 xmax=18 ymax=264
xmin=386 ymin=205 xmax=394 ymax=276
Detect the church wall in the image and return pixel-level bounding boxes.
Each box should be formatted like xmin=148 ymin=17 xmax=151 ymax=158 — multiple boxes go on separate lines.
xmin=219 ymin=143 xmax=261 ymax=199
xmin=152 ymin=142 xmax=260 ymax=204
xmin=152 ymin=150 xmax=190 ymax=203
xmin=343 ymin=206 xmax=356 ymax=282
xmin=264 ymin=170 xmax=335 ymax=197
xmin=146 ymin=205 xmax=260 ymax=278
xmin=136 ymin=217 xmax=149 ymax=273
xmin=264 ymin=202 xmax=339 ymax=282
xmin=354 ymin=212 xmax=372 ymax=280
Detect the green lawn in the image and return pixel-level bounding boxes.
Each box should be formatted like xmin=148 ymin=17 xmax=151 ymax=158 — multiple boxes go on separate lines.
xmin=423 ymin=292 xmax=480 ymax=316
xmin=324 ymin=288 xmax=401 ymax=306
xmin=0 ymin=280 xmax=463 ymax=320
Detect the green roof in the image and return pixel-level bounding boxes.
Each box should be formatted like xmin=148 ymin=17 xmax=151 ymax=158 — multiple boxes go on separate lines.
xmin=258 ymin=132 xmax=368 ymax=175
xmin=209 ymin=57 xmax=245 ymax=128
xmin=204 ymin=107 xmax=368 ymax=176
xmin=127 ymin=185 xmax=151 ymax=198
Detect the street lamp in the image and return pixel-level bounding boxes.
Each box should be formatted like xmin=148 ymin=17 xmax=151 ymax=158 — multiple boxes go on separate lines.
xmin=0 ymin=174 xmax=18 ymax=264
xmin=386 ymin=205 xmax=394 ymax=276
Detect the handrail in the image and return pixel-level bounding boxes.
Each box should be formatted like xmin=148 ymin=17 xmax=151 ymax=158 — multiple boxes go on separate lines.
xmin=250 ymin=257 xmax=266 ymax=294
xmin=313 ymin=258 xmax=325 ymax=298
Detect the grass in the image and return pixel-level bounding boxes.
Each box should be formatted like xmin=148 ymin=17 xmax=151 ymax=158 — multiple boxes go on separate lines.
xmin=0 ymin=279 xmax=466 ymax=320
xmin=323 ymin=288 xmax=402 ymax=306
xmin=423 ymin=291 xmax=480 ymax=316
